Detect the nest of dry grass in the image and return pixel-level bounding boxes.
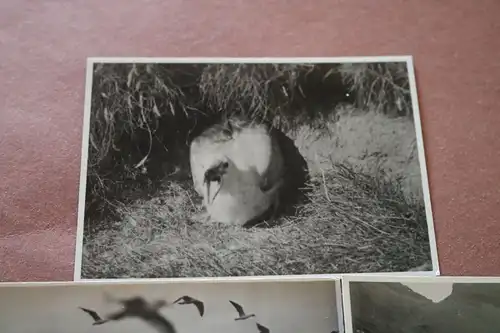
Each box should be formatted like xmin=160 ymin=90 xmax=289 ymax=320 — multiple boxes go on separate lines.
xmin=81 ymin=160 xmax=430 ymax=278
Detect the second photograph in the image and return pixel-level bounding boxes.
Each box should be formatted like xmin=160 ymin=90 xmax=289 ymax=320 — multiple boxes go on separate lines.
xmin=0 ymin=278 xmax=343 ymax=333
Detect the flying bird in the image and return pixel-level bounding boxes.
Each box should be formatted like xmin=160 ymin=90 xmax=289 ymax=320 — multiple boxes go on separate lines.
xmin=256 ymin=322 xmax=270 ymax=333
xmin=78 ymin=305 xmax=131 ymax=325
xmin=229 ymin=300 xmax=256 ymax=320
xmin=78 ymin=307 xmax=110 ymax=325
xmin=80 ymin=295 xmax=176 ymax=333
xmin=172 ymin=295 xmax=205 ymax=317
xmin=189 ymin=116 xmax=285 ymax=226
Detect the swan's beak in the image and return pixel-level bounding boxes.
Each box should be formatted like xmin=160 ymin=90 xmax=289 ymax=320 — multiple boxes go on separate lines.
xmin=206 ymin=181 xmax=212 ymax=205
xmin=205 ymin=180 xmax=222 ymax=205
xmin=211 ymin=180 xmax=223 ymax=203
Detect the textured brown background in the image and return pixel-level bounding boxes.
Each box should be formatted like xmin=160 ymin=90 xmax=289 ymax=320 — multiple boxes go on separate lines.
xmin=0 ymin=0 xmax=499 ymax=282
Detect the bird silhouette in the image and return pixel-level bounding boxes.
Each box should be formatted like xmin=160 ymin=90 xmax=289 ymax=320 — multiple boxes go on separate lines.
xmin=229 ymin=300 xmax=256 ymax=320
xmin=256 ymin=322 xmax=270 ymax=333
xmin=80 ymin=295 xmax=176 ymax=333
xmin=189 ymin=116 xmax=285 ymax=226
xmin=172 ymin=295 xmax=204 ymax=317
xmin=78 ymin=307 xmax=111 ymax=325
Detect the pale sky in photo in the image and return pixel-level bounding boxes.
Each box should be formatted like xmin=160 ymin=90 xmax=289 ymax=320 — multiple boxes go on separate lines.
xmin=0 ymin=280 xmax=339 ymax=333
xmin=402 ymin=281 xmax=453 ymax=303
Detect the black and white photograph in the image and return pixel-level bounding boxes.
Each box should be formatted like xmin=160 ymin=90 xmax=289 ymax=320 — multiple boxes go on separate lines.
xmin=0 ymin=279 xmax=342 ymax=333
xmin=75 ymin=56 xmax=438 ymax=280
xmin=342 ymin=276 xmax=500 ymax=333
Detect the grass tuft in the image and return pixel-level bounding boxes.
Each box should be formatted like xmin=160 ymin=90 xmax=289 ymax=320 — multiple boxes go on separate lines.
xmin=338 ymin=62 xmax=413 ymax=117
xmin=199 ymin=63 xmax=327 ymax=130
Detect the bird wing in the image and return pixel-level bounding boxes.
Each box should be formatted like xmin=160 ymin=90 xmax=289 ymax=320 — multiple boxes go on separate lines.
xmin=257 ymin=323 xmax=270 ymax=333
xmin=229 ymin=125 xmax=272 ymax=174
xmin=229 ymin=300 xmax=245 ymax=317
xmin=172 ymin=296 xmax=186 ymax=304
xmin=193 ymin=300 xmax=204 ymax=317
xmin=79 ymin=307 xmax=102 ymax=321
xmin=229 ymin=124 xmax=284 ymax=193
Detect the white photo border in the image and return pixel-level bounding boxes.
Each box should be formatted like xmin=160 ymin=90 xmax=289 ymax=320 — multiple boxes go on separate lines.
xmin=74 ymin=56 xmax=440 ymax=282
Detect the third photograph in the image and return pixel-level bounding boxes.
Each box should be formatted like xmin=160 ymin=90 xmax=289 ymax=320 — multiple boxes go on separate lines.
xmin=342 ymin=275 xmax=500 ymax=333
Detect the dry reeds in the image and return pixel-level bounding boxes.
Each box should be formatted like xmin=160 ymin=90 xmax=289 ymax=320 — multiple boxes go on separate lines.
xmin=337 ymin=62 xmax=413 ymax=117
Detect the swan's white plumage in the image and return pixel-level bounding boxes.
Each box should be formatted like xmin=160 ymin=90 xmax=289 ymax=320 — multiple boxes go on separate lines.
xmin=189 ymin=117 xmax=285 ymax=225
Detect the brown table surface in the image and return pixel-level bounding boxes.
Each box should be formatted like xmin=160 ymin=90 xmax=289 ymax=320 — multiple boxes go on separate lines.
xmin=1 ymin=0 xmax=499 ymax=282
